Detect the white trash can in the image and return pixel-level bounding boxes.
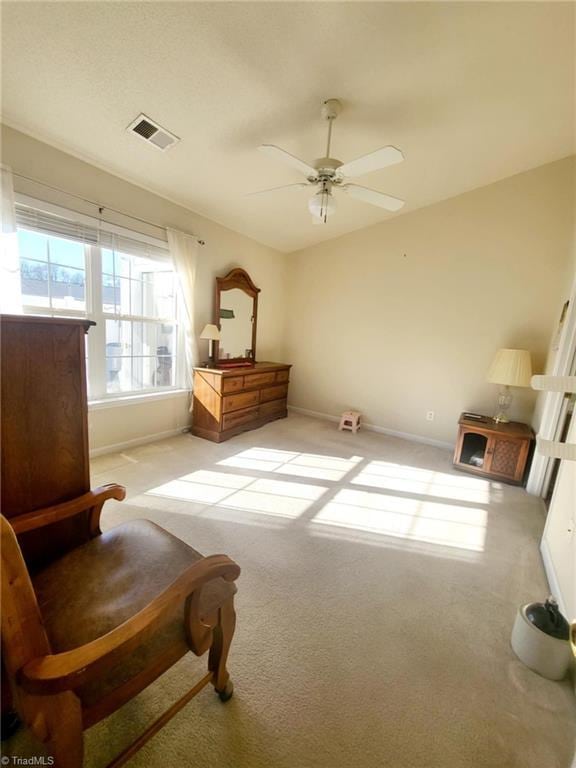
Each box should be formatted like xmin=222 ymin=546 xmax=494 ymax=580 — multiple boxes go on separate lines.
xmin=511 ymin=597 xmax=571 ymax=681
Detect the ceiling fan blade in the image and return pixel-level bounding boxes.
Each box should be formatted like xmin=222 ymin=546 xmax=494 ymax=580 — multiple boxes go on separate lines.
xmin=246 ymin=183 xmax=311 ymax=197
xmin=258 ymin=145 xmax=318 ymax=180
xmin=337 ymin=146 xmax=404 ymax=179
xmin=340 ymin=184 xmax=405 ymax=212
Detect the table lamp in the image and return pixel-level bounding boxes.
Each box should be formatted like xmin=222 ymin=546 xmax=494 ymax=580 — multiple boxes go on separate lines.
xmin=200 ymin=323 xmax=220 ymax=368
xmin=487 ymin=348 xmax=532 ymax=423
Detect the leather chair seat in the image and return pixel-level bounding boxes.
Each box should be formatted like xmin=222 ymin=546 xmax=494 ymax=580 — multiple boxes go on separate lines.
xmin=32 ymin=520 xmax=236 ymax=707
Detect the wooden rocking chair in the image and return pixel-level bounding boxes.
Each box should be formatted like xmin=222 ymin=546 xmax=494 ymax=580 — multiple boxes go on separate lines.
xmin=0 ymin=483 xmax=240 ymax=767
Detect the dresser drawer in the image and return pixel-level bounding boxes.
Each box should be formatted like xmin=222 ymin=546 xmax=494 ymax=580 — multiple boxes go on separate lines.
xmin=243 ymin=371 xmax=276 ymax=388
xmin=260 ymin=384 xmax=288 ymax=403
xmin=222 ymin=390 xmax=260 ymax=413
xmin=260 ymin=398 xmax=287 ymax=418
xmin=222 ymin=376 xmax=244 ymax=394
xmin=275 ymin=369 xmax=290 ymax=383
xmin=222 ymin=405 xmax=260 ymax=430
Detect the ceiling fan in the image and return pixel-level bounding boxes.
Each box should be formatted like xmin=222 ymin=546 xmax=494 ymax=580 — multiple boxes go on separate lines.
xmin=249 ymin=99 xmax=405 ymax=224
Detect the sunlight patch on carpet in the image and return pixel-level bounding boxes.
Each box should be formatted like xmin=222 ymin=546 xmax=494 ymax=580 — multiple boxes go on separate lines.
xmin=147 ymin=470 xmax=328 ymax=518
xmin=311 ymin=488 xmax=487 ymax=551
xmin=351 ymin=461 xmax=492 ymax=504
xmin=218 ymin=447 xmax=363 ymax=482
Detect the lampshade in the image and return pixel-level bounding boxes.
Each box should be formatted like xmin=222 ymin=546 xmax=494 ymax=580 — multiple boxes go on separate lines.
xmin=487 ymin=349 xmax=532 ymax=387
xmin=200 ymin=323 xmax=220 ymax=341
xmin=308 ymin=189 xmax=336 ymax=221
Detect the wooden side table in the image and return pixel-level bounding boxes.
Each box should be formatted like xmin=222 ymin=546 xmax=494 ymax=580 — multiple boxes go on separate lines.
xmin=453 ymin=413 xmax=534 ymax=484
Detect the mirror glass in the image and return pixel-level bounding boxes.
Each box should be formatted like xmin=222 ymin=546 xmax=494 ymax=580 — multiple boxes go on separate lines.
xmin=218 ymin=288 xmax=254 ymax=360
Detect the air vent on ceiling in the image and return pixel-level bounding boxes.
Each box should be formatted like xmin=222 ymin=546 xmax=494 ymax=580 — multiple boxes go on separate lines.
xmin=126 ymin=114 xmax=180 ymax=151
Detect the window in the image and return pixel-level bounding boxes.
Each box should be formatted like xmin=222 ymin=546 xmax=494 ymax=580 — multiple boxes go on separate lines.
xmin=18 ymin=229 xmax=86 ymax=311
xmin=15 ymin=200 xmax=184 ymax=400
xmin=100 ymin=248 xmax=178 ymax=394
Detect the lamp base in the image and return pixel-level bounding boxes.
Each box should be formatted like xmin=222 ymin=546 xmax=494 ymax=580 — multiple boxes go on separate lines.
xmin=493 ymin=386 xmax=513 ymax=424
xmin=204 ymin=339 xmax=216 ymax=368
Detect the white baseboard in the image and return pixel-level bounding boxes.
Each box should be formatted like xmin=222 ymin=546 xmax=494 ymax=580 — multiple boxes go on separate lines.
xmin=91 ymin=408 xmax=454 ymax=457
xmin=540 ymin=536 xmax=567 ymax=618
xmin=288 ymin=406 xmax=341 ymax=424
xmin=89 ymin=427 xmax=189 ymax=458
xmin=287 ymin=406 xmax=454 ymax=451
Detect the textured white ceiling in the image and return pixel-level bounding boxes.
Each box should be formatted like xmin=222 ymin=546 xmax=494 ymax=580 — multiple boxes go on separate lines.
xmin=1 ymin=2 xmax=574 ymax=252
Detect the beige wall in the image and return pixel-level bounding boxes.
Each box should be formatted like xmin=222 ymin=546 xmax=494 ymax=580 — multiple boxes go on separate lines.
xmin=1 ymin=125 xmax=288 ymax=453
xmin=88 ymin=393 xmax=191 ymax=456
xmin=285 ymin=157 xmax=576 ymax=446
xmin=3 ymin=124 xmax=574 ymax=453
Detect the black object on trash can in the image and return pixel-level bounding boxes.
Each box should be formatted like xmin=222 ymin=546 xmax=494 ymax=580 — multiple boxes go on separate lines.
xmin=525 ymin=598 xmax=570 ymax=640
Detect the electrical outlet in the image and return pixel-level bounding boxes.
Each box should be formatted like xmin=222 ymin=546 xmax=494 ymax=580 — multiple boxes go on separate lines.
xmin=426 ymin=411 xmax=435 ymax=421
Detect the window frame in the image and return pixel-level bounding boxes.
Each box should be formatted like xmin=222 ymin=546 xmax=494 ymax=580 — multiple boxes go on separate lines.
xmin=14 ymin=195 xmax=186 ymax=402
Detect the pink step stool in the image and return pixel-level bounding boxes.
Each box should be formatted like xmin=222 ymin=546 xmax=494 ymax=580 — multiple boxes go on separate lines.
xmin=339 ymin=410 xmax=361 ymax=433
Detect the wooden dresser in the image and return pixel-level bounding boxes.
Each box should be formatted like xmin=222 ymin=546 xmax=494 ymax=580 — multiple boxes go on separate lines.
xmin=192 ymin=362 xmax=291 ymax=442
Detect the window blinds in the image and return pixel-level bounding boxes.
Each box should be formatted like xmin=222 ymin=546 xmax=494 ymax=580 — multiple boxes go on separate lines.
xmin=15 ymin=204 xmax=99 ymax=245
xmin=15 ymin=203 xmax=170 ymax=261
xmin=98 ymin=231 xmax=170 ymax=261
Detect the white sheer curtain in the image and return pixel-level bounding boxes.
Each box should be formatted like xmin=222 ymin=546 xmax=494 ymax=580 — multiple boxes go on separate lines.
xmin=0 ymin=165 xmax=22 ymax=313
xmin=167 ymin=228 xmax=199 ymax=389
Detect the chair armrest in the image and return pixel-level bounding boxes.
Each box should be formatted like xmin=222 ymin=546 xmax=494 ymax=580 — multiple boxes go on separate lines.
xmin=9 ymin=484 xmax=126 ymax=535
xmin=18 ymin=553 xmax=240 ymax=695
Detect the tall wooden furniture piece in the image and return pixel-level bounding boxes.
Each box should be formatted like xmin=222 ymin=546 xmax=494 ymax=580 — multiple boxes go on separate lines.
xmin=192 ymin=362 xmax=291 ymax=441
xmin=192 ymin=268 xmax=292 ymax=442
xmin=453 ymin=412 xmax=534 ymax=484
xmin=1 ymin=315 xmax=96 ymax=570
xmin=0 ymin=315 xmax=241 ymax=767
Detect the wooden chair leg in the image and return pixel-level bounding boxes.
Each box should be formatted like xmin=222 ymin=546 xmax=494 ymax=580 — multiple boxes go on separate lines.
xmin=26 ymin=692 xmax=83 ymax=768
xmin=208 ymin=597 xmax=236 ymax=701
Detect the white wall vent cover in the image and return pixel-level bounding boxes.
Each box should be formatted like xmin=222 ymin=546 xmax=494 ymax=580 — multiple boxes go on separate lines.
xmin=126 ymin=114 xmax=180 ymax=151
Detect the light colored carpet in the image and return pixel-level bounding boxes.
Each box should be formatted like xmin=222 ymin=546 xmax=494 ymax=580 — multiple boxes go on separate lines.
xmin=4 ymin=413 xmax=575 ymax=767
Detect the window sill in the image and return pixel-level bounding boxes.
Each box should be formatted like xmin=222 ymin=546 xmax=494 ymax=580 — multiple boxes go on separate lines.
xmin=89 ymin=389 xmax=190 ymax=410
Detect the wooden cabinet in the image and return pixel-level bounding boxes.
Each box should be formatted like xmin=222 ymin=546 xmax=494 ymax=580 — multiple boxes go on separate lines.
xmin=192 ymin=362 xmax=291 ymax=442
xmin=1 ymin=314 xmax=94 ymax=570
xmin=453 ymin=413 xmax=534 ymax=484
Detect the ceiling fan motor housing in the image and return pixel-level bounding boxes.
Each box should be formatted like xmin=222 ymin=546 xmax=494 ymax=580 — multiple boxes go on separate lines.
xmin=311 ymin=156 xmax=343 ymax=183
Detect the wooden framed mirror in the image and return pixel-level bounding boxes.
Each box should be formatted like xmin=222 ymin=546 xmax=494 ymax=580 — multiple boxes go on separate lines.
xmin=214 ymin=268 xmax=260 ymax=366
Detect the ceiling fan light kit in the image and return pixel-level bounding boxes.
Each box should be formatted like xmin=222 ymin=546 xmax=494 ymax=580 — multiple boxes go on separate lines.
xmin=308 ymin=182 xmax=336 ymax=223
xmin=253 ymin=99 xmax=405 ymax=224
